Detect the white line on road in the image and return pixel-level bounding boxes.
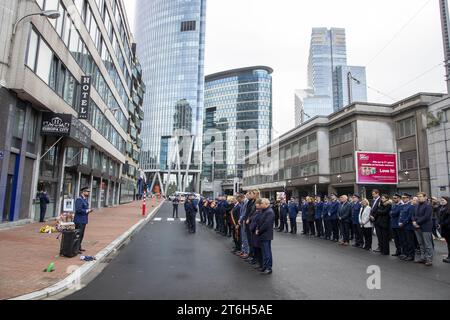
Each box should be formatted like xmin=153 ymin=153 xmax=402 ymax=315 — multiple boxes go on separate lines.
xmin=153 ymin=218 xmax=162 ymax=222
xmin=167 ymin=218 xmax=175 ymax=222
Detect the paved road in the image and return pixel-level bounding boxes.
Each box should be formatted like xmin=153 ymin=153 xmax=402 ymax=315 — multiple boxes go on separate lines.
xmin=67 ymin=202 xmax=450 ymax=300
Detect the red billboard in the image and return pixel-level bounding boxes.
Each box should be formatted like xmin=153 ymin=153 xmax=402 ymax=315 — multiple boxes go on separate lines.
xmin=356 ymin=152 xmax=398 ymax=185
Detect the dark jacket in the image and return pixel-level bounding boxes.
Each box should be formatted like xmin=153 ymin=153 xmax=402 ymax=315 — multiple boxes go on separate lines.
xmin=328 ymin=201 xmax=339 ymax=220
xmin=390 ymin=202 xmax=403 ymax=229
xmin=301 ymin=203 xmax=308 ymax=220
xmin=232 ymin=203 xmax=241 ymax=226
xmin=257 ymin=207 xmax=275 ymax=241
xmin=280 ymin=203 xmax=289 ymax=219
xmin=351 ymin=202 xmax=361 ymax=224
xmin=338 ymin=201 xmax=352 ymax=223
xmin=74 ymin=196 xmax=89 ymax=225
xmin=322 ymin=202 xmax=330 ymax=220
xmin=399 ymin=202 xmax=415 ymax=231
xmin=288 ymin=202 xmax=298 ymax=219
xmin=39 ymin=192 xmax=50 ymax=210
xmin=439 ymin=203 xmax=450 ymax=238
xmin=315 ymin=202 xmax=324 ymax=220
xmin=375 ymin=202 xmax=391 ymax=229
xmin=306 ymin=203 xmax=316 ymax=222
xmin=184 ymin=200 xmax=198 ymax=215
xmin=412 ymin=202 xmax=433 ymax=232
xmin=250 ymin=211 xmax=263 ymax=248
xmin=244 ymin=199 xmax=256 ymax=222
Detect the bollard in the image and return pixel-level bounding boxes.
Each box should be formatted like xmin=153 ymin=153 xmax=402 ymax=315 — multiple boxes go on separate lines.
xmin=142 ymin=192 xmax=147 ymax=216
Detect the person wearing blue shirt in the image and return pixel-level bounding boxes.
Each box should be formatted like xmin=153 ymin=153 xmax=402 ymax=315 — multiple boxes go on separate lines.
xmin=322 ymin=197 xmax=331 ymax=240
xmin=315 ymin=196 xmax=324 ymax=238
xmin=390 ymin=194 xmax=404 ymax=257
xmin=398 ymin=193 xmax=416 ymax=261
xmin=328 ymin=194 xmax=340 ymax=242
xmin=278 ymin=200 xmax=289 ymax=233
xmin=74 ymin=187 xmax=93 ymax=253
xmin=288 ymin=198 xmax=299 ymax=234
xmin=351 ymin=195 xmax=363 ymax=247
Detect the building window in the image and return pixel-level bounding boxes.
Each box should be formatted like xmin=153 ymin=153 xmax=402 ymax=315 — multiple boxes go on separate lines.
xmin=400 ymin=151 xmax=417 ymax=170
xmin=341 ymin=124 xmax=353 ymax=143
xmin=330 ymin=129 xmax=340 ymax=146
xmin=181 ymin=20 xmax=196 ymax=32
xmin=12 ymin=105 xmax=26 ymax=140
xmin=331 ymin=158 xmax=340 ymax=174
xmin=397 ymin=117 xmax=416 ymax=139
xmin=341 ymin=155 xmax=354 ymax=173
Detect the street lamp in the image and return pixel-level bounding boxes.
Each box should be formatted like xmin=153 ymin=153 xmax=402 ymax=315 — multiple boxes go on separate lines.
xmin=13 ymin=10 xmax=61 ymax=35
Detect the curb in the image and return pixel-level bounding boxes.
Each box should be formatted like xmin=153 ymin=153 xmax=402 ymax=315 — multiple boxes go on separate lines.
xmin=9 ymin=200 xmax=166 ymax=300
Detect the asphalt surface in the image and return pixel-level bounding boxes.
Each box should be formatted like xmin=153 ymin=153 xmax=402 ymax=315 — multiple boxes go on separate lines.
xmin=67 ymin=202 xmax=450 ymax=300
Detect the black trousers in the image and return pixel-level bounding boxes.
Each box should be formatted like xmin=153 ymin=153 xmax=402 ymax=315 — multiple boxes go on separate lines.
xmin=279 ymin=215 xmax=289 ymax=232
xmin=352 ymin=224 xmax=364 ymax=246
xmin=39 ymin=207 xmax=47 ymax=223
xmin=362 ymin=227 xmax=373 ymax=250
xmin=274 ymin=211 xmax=280 ymax=228
xmin=341 ymin=222 xmax=351 ymax=242
xmin=445 ymin=235 xmax=450 ymax=258
xmin=374 ymin=225 xmax=381 ymax=249
xmin=207 ymin=213 xmax=214 ymax=227
xmin=254 ymin=247 xmax=263 ymax=267
xmin=324 ymin=219 xmax=331 ymax=238
xmin=308 ymin=221 xmax=315 ymax=236
xmin=246 ymin=225 xmax=254 ymax=258
xmin=392 ymin=228 xmax=402 ymax=255
xmin=173 ymin=205 xmax=179 ymax=218
xmin=75 ymin=223 xmax=87 ymax=249
xmin=378 ymin=226 xmax=390 ymax=255
xmin=399 ymin=228 xmax=415 ymax=258
xmin=330 ymin=219 xmax=339 ymax=241
xmin=315 ymin=219 xmax=324 ymax=237
xmin=232 ymin=226 xmax=241 ymax=251
xmin=289 ymin=216 xmax=297 ymax=234
xmin=302 ymin=218 xmax=309 ymax=234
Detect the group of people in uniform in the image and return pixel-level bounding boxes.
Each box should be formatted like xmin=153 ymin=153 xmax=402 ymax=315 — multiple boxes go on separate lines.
xmin=172 ymin=189 xmax=450 ymax=270
xmin=174 ymin=190 xmax=275 ymax=275
xmin=271 ymin=189 xmax=450 ymax=266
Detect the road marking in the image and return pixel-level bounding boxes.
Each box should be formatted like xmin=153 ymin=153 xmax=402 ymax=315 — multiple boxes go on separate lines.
xmin=153 ymin=218 xmax=162 ymax=222
xmin=167 ymin=218 xmax=175 ymax=222
xmin=196 ymin=219 xmax=201 ymax=222
xmin=180 ymin=218 xmax=186 ymax=222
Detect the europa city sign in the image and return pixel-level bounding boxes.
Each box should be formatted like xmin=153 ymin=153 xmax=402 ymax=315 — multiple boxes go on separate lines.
xmin=356 ymin=152 xmax=398 ymax=185
xmin=41 ymin=113 xmax=91 ymax=148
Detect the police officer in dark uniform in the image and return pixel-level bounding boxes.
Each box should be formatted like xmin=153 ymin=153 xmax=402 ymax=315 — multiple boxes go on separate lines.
xmin=184 ymin=194 xmax=197 ymax=233
xmin=38 ymin=189 xmax=50 ymax=223
xmin=278 ymin=199 xmax=289 ymax=233
xmin=74 ymin=187 xmax=93 ymax=253
xmin=329 ymin=194 xmax=340 ymax=242
xmin=390 ymin=193 xmax=404 ymax=256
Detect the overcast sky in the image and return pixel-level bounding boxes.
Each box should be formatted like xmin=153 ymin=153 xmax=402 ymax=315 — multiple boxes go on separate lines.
xmin=124 ymin=0 xmax=446 ymax=137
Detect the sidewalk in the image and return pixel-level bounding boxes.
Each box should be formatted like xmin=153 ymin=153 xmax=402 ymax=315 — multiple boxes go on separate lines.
xmin=0 ymin=198 xmax=161 ymax=300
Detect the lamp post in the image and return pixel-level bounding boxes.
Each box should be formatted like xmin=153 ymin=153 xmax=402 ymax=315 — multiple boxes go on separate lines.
xmin=13 ymin=10 xmax=61 ymax=35
xmin=347 ymin=71 xmax=361 ymax=106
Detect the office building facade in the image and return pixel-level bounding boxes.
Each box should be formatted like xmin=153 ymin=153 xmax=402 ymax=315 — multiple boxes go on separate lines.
xmin=202 ymin=66 xmax=273 ymax=197
xmin=0 ymin=0 xmax=144 ymax=224
xmin=135 ymin=0 xmax=207 ymax=194
xmin=244 ymin=93 xmax=446 ymax=199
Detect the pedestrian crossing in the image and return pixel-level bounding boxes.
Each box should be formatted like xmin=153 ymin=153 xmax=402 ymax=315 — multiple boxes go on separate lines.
xmin=152 ymin=217 xmax=200 ymax=223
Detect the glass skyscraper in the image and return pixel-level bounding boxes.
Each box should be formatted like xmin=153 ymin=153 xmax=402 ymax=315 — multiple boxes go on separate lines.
xmin=298 ymin=28 xmax=367 ymax=123
xmin=333 ymin=66 xmax=368 ymax=111
xmin=135 ymin=0 xmax=207 ymax=193
xmin=202 ymin=67 xmax=273 ymax=196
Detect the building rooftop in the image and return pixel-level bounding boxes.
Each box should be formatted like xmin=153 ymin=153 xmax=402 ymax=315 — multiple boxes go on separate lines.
xmin=206 ymin=66 xmax=274 ymax=82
